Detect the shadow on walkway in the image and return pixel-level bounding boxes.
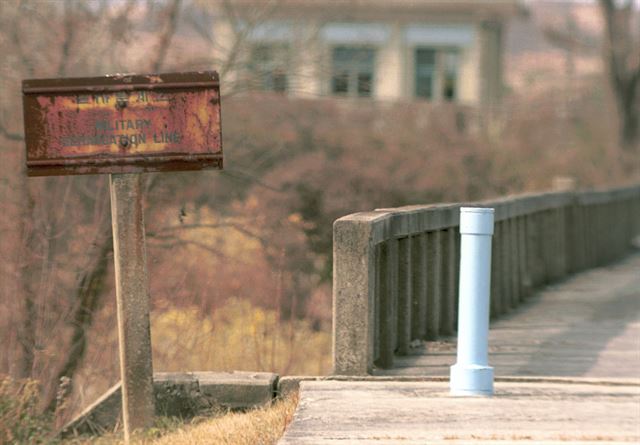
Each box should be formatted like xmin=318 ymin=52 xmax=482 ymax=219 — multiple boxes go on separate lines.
xmin=376 ymin=253 xmax=640 ymax=378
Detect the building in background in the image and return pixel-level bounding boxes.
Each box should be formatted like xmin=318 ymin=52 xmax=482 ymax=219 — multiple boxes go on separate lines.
xmin=212 ymin=0 xmax=526 ymax=107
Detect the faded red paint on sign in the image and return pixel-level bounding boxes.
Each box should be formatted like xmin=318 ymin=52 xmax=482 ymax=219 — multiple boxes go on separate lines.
xmin=22 ymin=72 xmax=222 ymax=176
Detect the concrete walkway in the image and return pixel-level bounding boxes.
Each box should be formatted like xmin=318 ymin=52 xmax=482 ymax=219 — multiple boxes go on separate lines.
xmin=280 ymin=253 xmax=640 ymax=443
xmin=280 ymin=380 xmax=640 ymax=444
xmin=377 ymin=252 xmax=640 ymax=378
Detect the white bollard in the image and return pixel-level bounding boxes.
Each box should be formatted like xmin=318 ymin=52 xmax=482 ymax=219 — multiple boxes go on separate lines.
xmin=450 ymin=207 xmax=495 ymax=396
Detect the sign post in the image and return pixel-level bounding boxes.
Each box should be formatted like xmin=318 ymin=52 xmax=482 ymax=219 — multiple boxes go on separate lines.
xmin=22 ymin=72 xmax=222 ymax=442
xmin=110 ymin=173 xmax=154 ymax=440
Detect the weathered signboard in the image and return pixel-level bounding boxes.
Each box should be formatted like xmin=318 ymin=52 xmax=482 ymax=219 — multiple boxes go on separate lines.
xmin=22 ymin=71 xmax=223 ymax=442
xmin=22 ymin=71 xmax=222 ymax=176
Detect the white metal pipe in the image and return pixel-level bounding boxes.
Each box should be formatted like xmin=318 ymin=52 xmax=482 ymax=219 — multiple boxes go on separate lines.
xmin=450 ymin=207 xmax=495 ymax=396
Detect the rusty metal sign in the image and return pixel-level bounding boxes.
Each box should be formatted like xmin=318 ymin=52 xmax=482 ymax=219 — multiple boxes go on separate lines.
xmin=22 ymin=71 xmax=222 ymax=176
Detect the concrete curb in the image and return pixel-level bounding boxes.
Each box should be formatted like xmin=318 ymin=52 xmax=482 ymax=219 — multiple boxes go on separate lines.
xmin=60 ymin=372 xmax=640 ymax=438
xmin=61 ymin=371 xmax=278 ymax=437
xmin=277 ymin=375 xmax=640 ymax=395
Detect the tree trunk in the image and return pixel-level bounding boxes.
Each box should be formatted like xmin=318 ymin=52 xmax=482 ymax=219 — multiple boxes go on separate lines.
xmin=619 ymin=86 xmax=639 ymax=151
xmin=16 ymin=160 xmax=37 ymax=379
xmin=44 ymin=229 xmax=112 ymax=413
xmin=599 ymin=0 xmax=640 ymax=152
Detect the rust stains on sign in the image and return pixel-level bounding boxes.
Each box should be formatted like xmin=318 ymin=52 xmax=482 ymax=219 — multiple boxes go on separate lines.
xmin=23 ymin=72 xmax=222 ymax=176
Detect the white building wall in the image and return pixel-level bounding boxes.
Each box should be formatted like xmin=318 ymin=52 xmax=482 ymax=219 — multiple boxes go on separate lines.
xmin=291 ymin=19 xmax=324 ymax=97
xmin=375 ymin=23 xmax=404 ymax=100
xmin=213 ymin=15 xmax=505 ymax=106
xmin=459 ymin=31 xmax=481 ymax=104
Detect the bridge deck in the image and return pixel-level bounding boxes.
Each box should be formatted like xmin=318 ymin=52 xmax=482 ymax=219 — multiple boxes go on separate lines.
xmin=375 ymin=252 xmax=640 ymax=378
xmin=280 ymin=253 xmax=640 ymax=444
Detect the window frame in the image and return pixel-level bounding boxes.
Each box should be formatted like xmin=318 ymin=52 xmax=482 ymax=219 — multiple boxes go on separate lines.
xmin=248 ymin=43 xmax=291 ymax=94
xmin=330 ymin=45 xmax=377 ymax=98
xmin=412 ymin=45 xmax=461 ymax=102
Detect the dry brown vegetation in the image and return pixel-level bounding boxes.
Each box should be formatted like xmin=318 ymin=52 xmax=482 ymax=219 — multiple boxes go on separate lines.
xmin=0 ymin=377 xmax=53 ymax=444
xmin=0 ymin=375 xmax=298 ymax=444
xmin=63 ymin=394 xmax=299 ymax=445
xmin=0 ymin=0 xmax=639 ymax=442
xmin=144 ymin=392 xmax=298 ymax=445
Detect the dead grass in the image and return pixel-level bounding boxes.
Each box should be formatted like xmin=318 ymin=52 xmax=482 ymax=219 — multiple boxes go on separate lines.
xmin=63 ymin=392 xmax=299 ymax=445
xmin=146 ymin=392 xmax=298 ymax=445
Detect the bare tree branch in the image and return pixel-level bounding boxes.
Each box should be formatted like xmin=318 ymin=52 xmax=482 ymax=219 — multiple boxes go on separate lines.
xmin=151 ymin=0 xmax=182 ymax=72
xmin=148 ymin=238 xmax=230 ymax=260
xmin=57 ymin=1 xmax=75 ymax=77
xmin=149 ymin=222 xmax=267 ymax=244
xmin=599 ymin=0 xmax=640 ymax=150
xmin=221 ymin=169 xmax=284 ymax=193
xmin=184 ymin=10 xmax=213 ymax=43
xmin=10 ymin=5 xmax=35 ymax=77
xmin=44 ymin=229 xmax=113 ymax=413
xmin=216 ymin=0 xmax=282 ymax=79
xmin=600 ymin=0 xmax=623 ymax=88
xmin=0 ymin=121 xmax=24 ymax=141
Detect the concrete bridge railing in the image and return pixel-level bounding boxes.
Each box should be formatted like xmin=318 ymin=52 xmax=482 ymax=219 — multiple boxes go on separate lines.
xmin=332 ymin=184 xmax=640 ymax=375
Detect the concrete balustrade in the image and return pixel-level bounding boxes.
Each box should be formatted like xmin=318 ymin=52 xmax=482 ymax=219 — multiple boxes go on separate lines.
xmin=332 ymin=184 xmax=640 ymax=376
xmin=397 ymin=236 xmax=412 ymax=356
xmin=410 ymin=234 xmax=428 ymax=340
xmin=425 ymin=230 xmax=441 ymax=341
xmin=439 ymin=228 xmax=457 ymax=337
xmin=490 ymin=231 xmax=502 ymax=319
xmin=517 ymin=216 xmax=528 ymax=301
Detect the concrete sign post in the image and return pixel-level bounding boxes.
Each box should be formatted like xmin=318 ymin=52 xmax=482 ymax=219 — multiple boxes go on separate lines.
xmin=450 ymin=207 xmax=495 ymax=396
xmin=22 ymin=72 xmax=222 ymax=442
xmin=110 ymin=173 xmax=154 ymax=440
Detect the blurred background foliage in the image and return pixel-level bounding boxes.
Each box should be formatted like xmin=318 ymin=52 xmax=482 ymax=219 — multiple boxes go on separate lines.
xmin=0 ymin=0 xmax=638 ymax=438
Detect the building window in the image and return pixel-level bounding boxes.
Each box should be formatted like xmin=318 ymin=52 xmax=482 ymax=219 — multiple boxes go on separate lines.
xmin=249 ymin=44 xmax=289 ymax=93
xmin=415 ymin=48 xmax=436 ymax=99
xmin=414 ymin=48 xmax=460 ymax=101
xmin=331 ymin=47 xmax=375 ymax=97
xmin=442 ymin=50 xmax=459 ymax=101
